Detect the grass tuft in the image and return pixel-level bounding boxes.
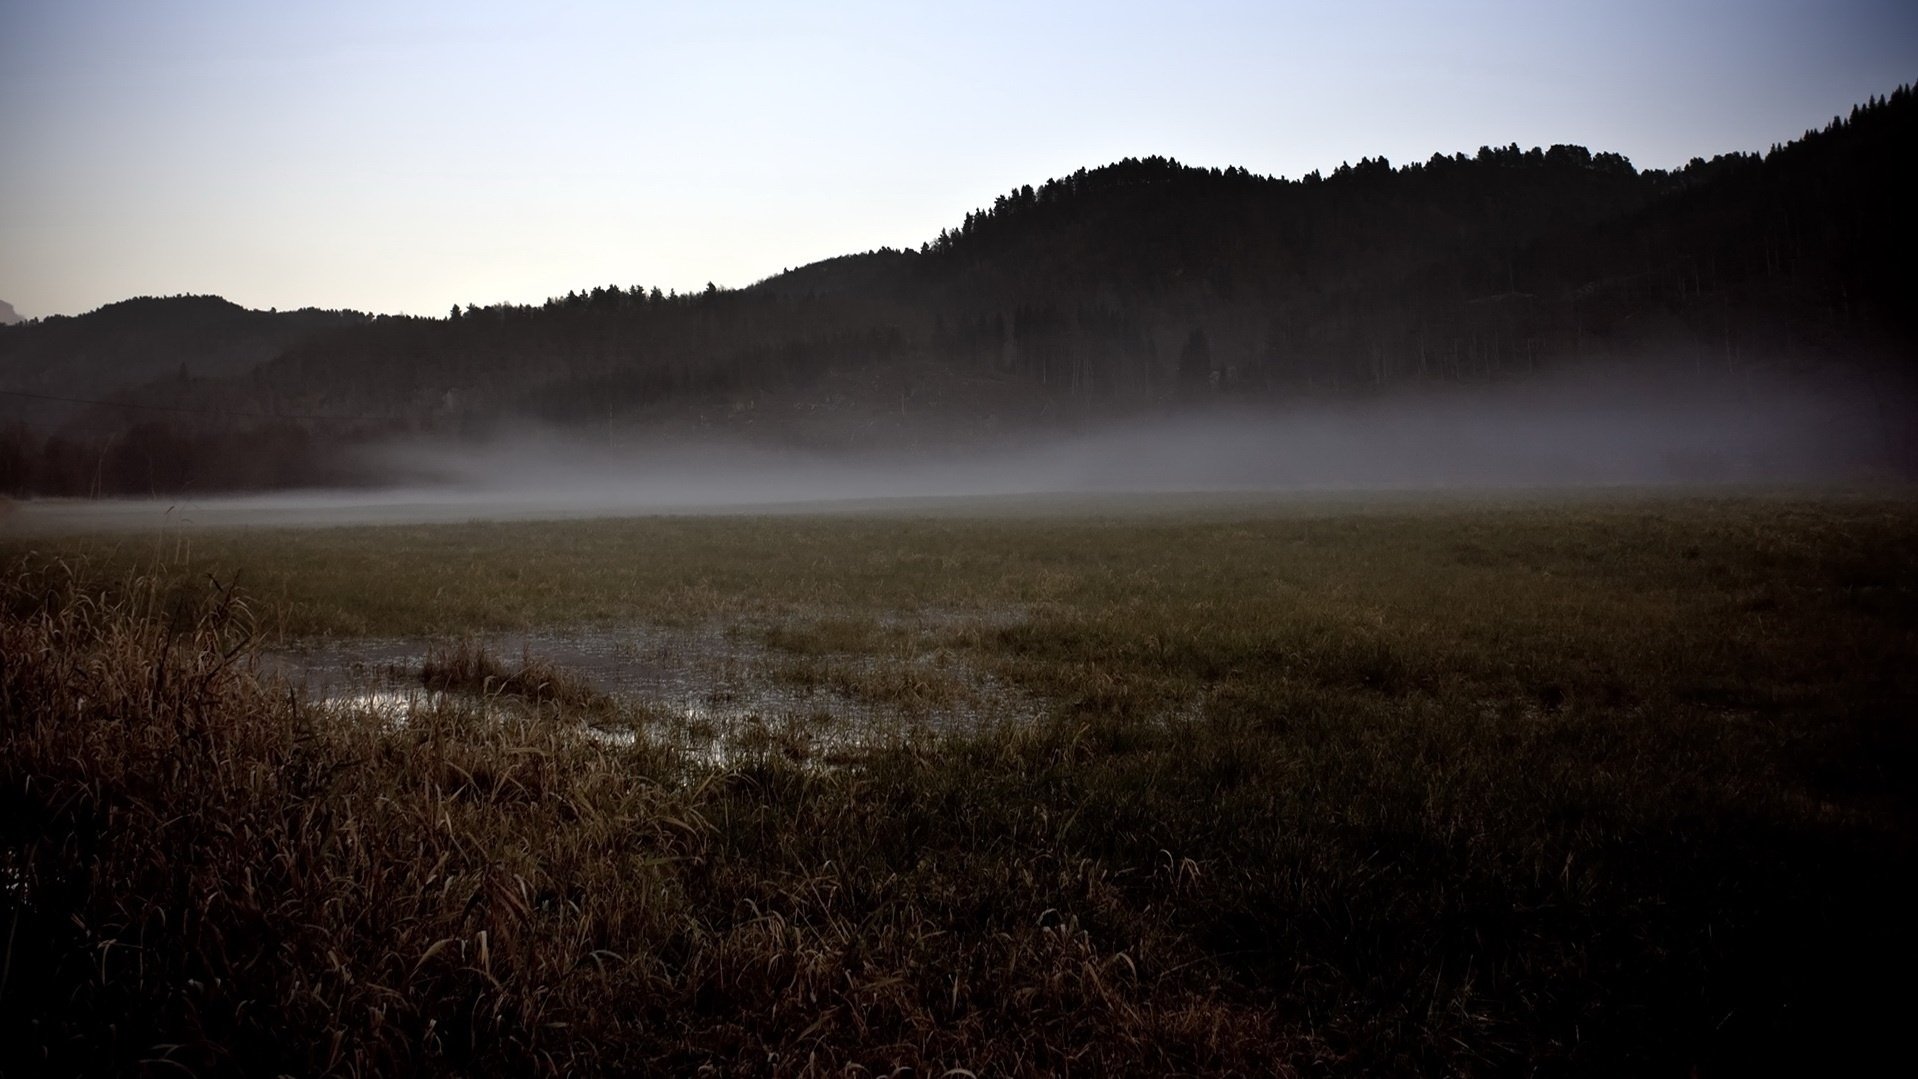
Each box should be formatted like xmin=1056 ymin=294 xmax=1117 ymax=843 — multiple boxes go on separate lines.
xmin=3 ymin=493 xmax=1914 ymax=1074
xmin=420 ymin=636 xmax=609 ymax=710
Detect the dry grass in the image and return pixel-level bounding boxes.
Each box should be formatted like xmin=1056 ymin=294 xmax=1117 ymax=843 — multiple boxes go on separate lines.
xmin=3 ymin=494 xmax=1914 ymax=1074
xmin=0 ymin=571 xmax=1297 ymax=1076
xmin=419 ymin=637 xmax=610 ymax=710
xmin=773 ymin=656 xmax=972 ymax=711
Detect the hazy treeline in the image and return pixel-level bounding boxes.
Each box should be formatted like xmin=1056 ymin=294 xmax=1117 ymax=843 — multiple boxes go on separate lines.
xmin=0 ymin=421 xmax=394 ymax=498
xmin=1 ymin=86 xmax=1911 ymax=496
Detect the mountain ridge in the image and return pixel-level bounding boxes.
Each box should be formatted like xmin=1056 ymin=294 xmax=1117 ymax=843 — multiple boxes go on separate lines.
xmin=1 ymin=83 xmax=1911 ymax=495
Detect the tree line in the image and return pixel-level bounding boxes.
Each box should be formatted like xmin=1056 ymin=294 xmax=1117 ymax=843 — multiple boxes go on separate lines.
xmin=2 ymin=85 xmax=1911 ymax=496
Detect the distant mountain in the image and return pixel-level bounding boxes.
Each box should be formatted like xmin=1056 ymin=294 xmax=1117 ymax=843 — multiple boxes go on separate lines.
xmin=1 ymin=84 xmax=1912 ymax=496
xmin=0 ymin=300 xmax=19 ymax=326
xmin=0 ymin=295 xmax=368 ymax=421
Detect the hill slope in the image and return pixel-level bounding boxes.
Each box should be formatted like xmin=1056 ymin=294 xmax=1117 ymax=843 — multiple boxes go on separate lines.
xmin=1 ymin=85 xmax=1912 ymax=495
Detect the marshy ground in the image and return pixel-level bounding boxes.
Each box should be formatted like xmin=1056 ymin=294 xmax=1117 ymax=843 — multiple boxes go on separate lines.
xmin=2 ymin=490 xmax=1913 ymax=1075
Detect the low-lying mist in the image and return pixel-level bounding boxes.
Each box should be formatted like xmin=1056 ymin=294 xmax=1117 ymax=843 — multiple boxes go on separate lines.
xmin=17 ymin=363 xmax=1915 ymax=530
xmin=383 ymin=364 xmax=1912 ymax=500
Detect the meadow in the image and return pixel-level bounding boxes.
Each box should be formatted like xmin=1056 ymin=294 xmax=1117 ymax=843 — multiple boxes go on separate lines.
xmin=2 ymin=491 xmax=1913 ymax=1075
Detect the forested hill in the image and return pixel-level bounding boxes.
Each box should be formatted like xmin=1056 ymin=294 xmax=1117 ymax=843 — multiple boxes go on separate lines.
xmin=1 ymin=84 xmax=1912 ymax=495
xmin=0 ymin=296 xmax=368 ymax=421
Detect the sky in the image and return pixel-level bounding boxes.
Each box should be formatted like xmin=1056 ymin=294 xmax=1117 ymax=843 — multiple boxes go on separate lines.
xmin=2 ymin=0 xmax=1914 ymax=319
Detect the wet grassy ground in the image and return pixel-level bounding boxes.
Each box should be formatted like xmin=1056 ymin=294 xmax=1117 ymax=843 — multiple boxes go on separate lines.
xmin=3 ymin=490 xmax=1914 ymax=1074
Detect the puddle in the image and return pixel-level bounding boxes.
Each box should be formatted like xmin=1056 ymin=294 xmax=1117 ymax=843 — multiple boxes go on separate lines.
xmin=265 ymin=613 xmax=1043 ymax=767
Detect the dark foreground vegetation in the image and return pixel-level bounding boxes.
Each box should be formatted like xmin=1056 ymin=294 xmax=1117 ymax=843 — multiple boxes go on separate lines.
xmin=2 ymin=495 xmax=1914 ymax=1074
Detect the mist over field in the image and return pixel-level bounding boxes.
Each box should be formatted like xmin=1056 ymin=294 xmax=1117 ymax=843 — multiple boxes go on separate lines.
xmin=8 ymin=89 xmax=1915 ymax=512
xmin=12 ymin=362 xmax=1905 ymax=532
xmin=8 ymin=2 xmax=1917 ymax=1070
xmin=359 ymin=363 xmax=1918 ymax=495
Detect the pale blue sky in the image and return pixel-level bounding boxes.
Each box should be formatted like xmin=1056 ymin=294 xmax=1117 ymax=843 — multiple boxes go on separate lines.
xmin=2 ymin=0 xmax=1913 ymax=318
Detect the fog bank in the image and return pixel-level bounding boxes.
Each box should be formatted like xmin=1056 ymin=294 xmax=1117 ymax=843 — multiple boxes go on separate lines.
xmin=384 ymin=363 xmax=1912 ymax=498
xmin=9 ymin=365 xmax=1911 ymax=531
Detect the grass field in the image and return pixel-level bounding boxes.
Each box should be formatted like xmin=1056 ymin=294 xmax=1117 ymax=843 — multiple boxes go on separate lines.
xmin=3 ymin=491 xmax=1914 ymax=1075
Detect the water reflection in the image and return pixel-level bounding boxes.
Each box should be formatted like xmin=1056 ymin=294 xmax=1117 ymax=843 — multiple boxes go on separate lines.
xmin=276 ymin=616 xmax=1041 ymax=767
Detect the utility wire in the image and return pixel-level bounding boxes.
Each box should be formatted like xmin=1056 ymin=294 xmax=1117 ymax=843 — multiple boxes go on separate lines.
xmin=0 ymin=387 xmax=391 ymax=423
xmin=0 ymin=416 xmax=140 ymax=437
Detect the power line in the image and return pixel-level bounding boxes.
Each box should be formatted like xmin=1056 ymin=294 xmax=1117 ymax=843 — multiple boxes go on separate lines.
xmin=0 ymin=387 xmax=390 ymax=423
xmin=0 ymin=415 xmax=137 ymax=437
